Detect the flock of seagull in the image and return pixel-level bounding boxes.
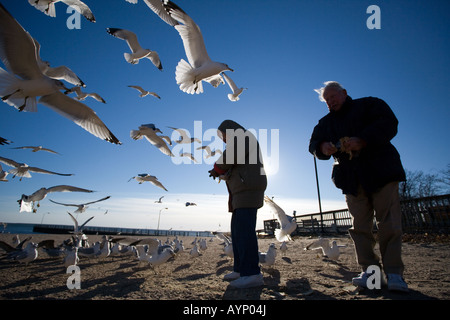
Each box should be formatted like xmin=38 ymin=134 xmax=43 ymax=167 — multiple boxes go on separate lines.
xmin=0 ymin=0 xmax=246 ymax=147
xmin=0 ymin=228 xmax=348 ymax=276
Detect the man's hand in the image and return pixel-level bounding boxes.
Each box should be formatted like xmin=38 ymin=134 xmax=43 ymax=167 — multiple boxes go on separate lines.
xmin=342 ymin=137 xmax=367 ymax=151
xmin=320 ymin=142 xmax=338 ymax=156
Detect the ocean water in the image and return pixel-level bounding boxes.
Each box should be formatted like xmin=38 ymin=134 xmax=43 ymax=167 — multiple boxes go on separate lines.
xmin=0 ymin=223 xmax=212 ymax=237
xmin=1 ymin=223 xmax=37 ymax=234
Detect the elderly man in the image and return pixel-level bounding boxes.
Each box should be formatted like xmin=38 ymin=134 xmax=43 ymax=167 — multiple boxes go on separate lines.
xmin=309 ymin=81 xmax=408 ymax=292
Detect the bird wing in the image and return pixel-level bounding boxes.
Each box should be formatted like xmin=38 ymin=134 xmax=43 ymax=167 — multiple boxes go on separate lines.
xmin=149 ymin=178 xmax=168 ymax=191
xmin=0 ymin=3 xmax=43 ymax=79
xmin=222 ymin=72 xmax=238 ymax=92
xmin=49 ymin=199 xmax=78 ymax=207
xmin=38 ymin=91 xmax=121 ymax=144
xmin=67 ymin=212 xmax=79 ymax=232
xmin=0 ymin=240 xmax=17 ymax=253
xmin=143 ymin=132 xmax=174 ymax=156
xmin=305 ymin=238 xmax=330 ymax=252
xmin=143 ymin=0 xmax=179 ymax=26
xmin=46 ymin=185 xmax=94 ymax=194
xmin=164 ymin=1 xmax=210 ymax=68
xmin=0 ymin=156 xmax=20 ymax=168
xmin=44 ymin=65 xmax=85 ymax=87
xmin=61 ymin=0 xmax=96 ymax=22
xmin=40 ymin=147 xmax=60 ymax=154
xmin=264 ymin=195 xmax=290 ymax=226
xmin=128 ymin=85 xmax=146 ymax=94
xmin=79 ymin=216 xmax=94 ymax=231
xmin=83 ymin=195 xmax=111 ymax=205
xmin=107 ymin=28 xmax=142 ymax=53
xmin=27 ymin=166 xmax=73 ymax=176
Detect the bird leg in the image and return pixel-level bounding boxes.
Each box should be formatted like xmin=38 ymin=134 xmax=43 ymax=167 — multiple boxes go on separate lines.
xmin=2 ymin=89 xmax=21 ymax=101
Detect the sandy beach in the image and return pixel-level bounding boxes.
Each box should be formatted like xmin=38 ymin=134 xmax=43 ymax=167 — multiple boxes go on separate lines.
xmin=0 ymin=232 xmax=449 ymax=302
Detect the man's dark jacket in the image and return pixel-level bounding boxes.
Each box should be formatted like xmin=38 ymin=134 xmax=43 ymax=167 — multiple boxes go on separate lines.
xmin=309 ymin=96 xmax=406 ymax=195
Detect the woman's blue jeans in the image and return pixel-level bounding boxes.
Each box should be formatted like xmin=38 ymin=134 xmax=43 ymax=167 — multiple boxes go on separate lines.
xmin=231 ymin=208 xmax=260 ymax=276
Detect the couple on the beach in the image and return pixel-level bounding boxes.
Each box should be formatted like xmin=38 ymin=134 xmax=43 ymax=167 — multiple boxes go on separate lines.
xmin=208 ymin=81 xmax=408 ymax=293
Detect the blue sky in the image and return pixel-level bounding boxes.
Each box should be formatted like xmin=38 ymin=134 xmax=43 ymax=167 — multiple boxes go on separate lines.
xmin=0 ymin=0 xmax=449 ymax=232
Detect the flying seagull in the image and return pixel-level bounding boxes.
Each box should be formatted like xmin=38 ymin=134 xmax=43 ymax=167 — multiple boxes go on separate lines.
xmin=196 ymin=145 xmax=222 ymax=158
xmin=131 ymin=124 xmax=174 ymax=156
xmin=17 ymin=185 xmax=94 ymax=213
xmin=128 ymin=85 xmax=161 ymax=99
xmin=0 ymin=4 xmax=121 ymax=144
xmin=33 ymin=38 xmax=85 ymax=87
xmin=160 ymin=1 xmax=233 ymax=94
xmin=222 ymin=72 xmax=247 ymax=101
xmin=141 ymin=0 xmax=179 ymax=26
xmin=65 ymin=86 xmax=106 ymax=103
xmin=11 ymin=145 xmax=60 ymax=155
xmin=264 ymin=195 xmax=297 ymax=242
xmin=49 ymin=196 xmax=111 ymax=213
xmin=0 ymin=156 xmax=73 ymax=180
xmin=28 ymin=0 xmax=96 ymax=22
xmin=168 ymin=126 xmax=201 ymax=144
xmin=128 ymin=173 xmax=168 ymax=191
xmin=0 ymin=136 xmax=12 ymax=145
xmin=106 ymin=28 xmax=163 ymax=70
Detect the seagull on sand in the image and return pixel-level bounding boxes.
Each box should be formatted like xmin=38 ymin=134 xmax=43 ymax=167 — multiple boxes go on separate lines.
xmin=259 ymin=243 xmax=277 ymax=268
xmin=128 ymin=173 xmax=168 ymax=191
xmin=65 ymin=86 xmax=106 ymax=103
xmin=264 ymin=196 xmax=297 ymax=242
xmin=280 ymin=241 xmax=288 ymax=256
xmin=128 ymin=85 xmax=161 ymax=99
xmin=168 ymin=127 xmax=201 ymax=144
xmin=11 ymin=145 xmax=60 ymax=155
xmin=304 ymin=238 xmax=346 ymax=261
xmin=0 ymin=5 xmax=121 ymax=144
xmin=49 ymin=196 xmax=111 ymax=213
xmin=106 ymin=28 xmax=162 ymax=70
xmin=38 ymin=239 xmax=65 ymax=258
xmin=131 ymin=124 xmax=174 ymax=156
xmin=159 ymin=1 xmax=233 ymax=94
xmin=124 ymin=237 xmax=175 ymax=270
xmin=189 ymin=243 xmax=201 ymax=258
xmin=28 ymin=0 xmax=96 ymax=22
xmin=33 ymin=38 xmax=85 ymax=88
xmin=1 ymin=241 xmax=39 ymax=265
xmin=0 ymin=156 xmax=73 ymax=180
xmin=17 ymin=185 xmax=94 ymax=213
xmin=222 ymin=72 xmax=247 ymax=102
xmin=212 ymin=231 xmax=233 ymax=258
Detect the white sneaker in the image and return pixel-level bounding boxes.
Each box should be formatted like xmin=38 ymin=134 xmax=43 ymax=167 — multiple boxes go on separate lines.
xmin=352 ymin=271 xmax=370 ymax=288
xmin=387 ymin=274 xmax=409 ymax=293
xmin=229 ymin=273 xmax=264 ymax=288
xmin=223 ymin=271 xmax=240 ymax=281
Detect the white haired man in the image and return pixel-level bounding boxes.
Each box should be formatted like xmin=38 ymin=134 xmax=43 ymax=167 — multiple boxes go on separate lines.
xmin=309 ymin=81 xmax=408 ymax=292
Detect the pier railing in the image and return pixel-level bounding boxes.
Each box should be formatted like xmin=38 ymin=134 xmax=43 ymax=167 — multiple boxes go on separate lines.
xmin=263 ymin=194 xmax=450 ymax=236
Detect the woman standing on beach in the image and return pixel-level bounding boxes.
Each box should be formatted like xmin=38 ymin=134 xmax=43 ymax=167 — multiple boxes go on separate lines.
xmin=209 ymin=120 xmax=267 ymax=289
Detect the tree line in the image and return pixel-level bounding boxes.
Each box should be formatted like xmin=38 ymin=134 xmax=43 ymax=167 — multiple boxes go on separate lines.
xmin=400 ymin=163 xmax=450 ymax=200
